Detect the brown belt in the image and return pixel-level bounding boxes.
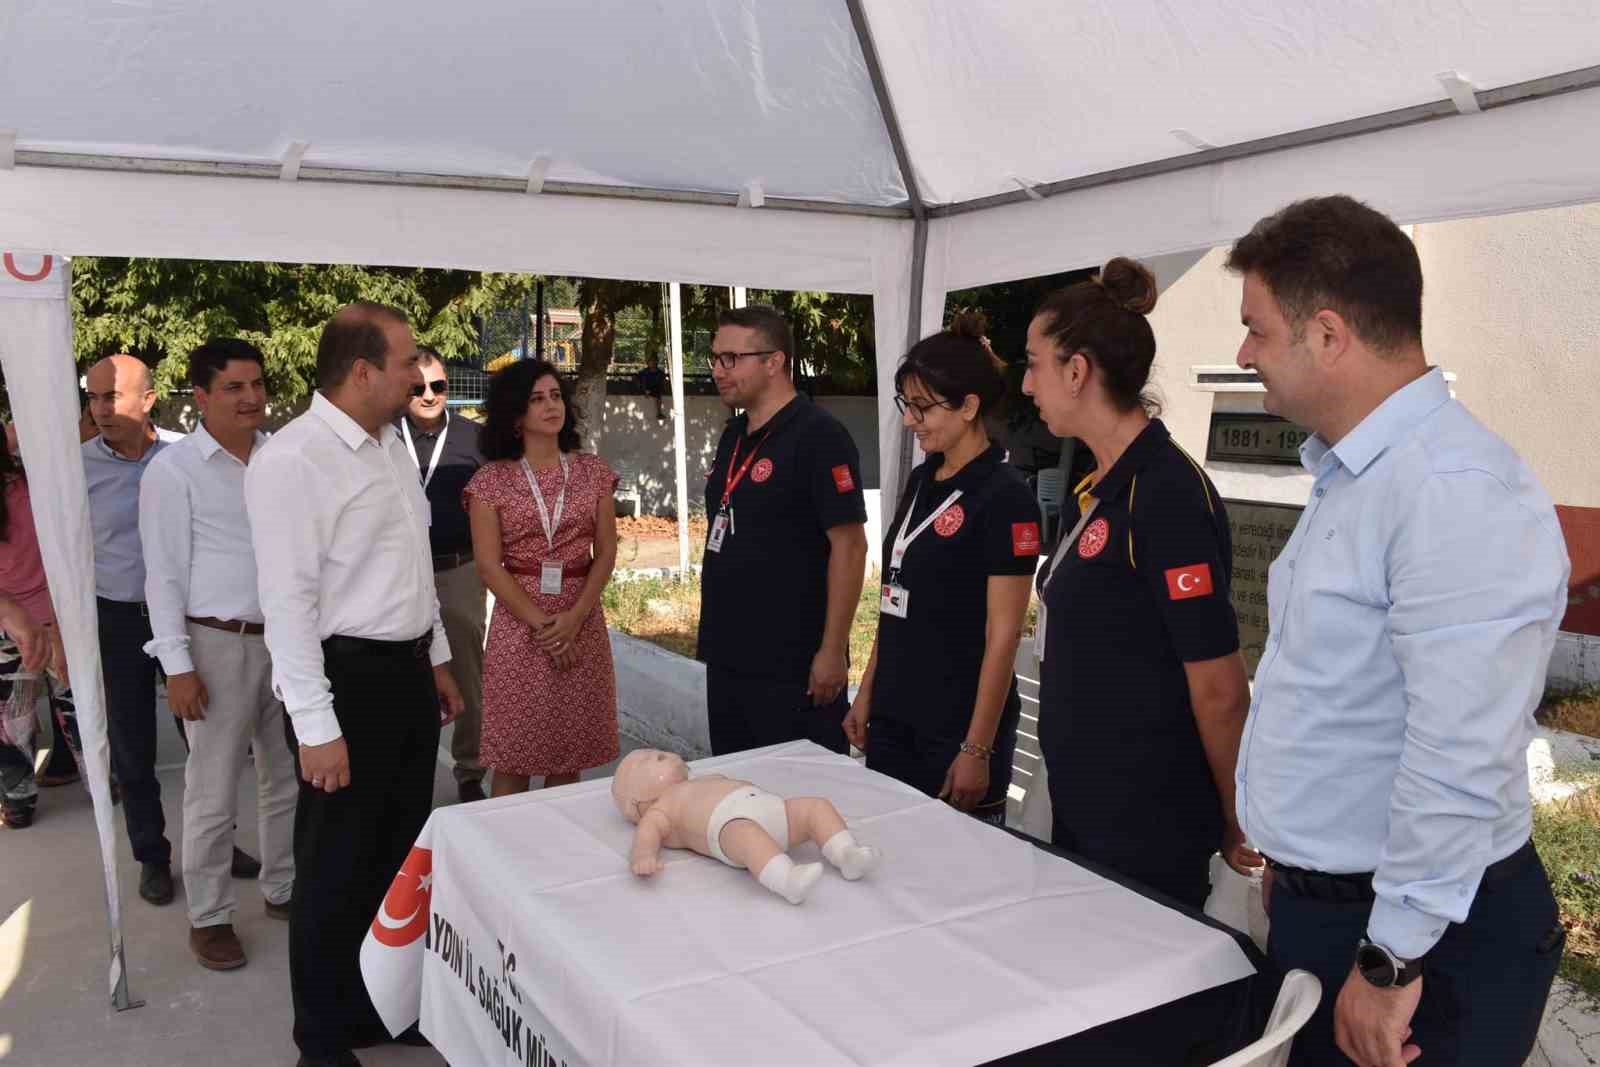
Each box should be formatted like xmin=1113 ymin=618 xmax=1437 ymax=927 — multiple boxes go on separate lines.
xmin=187 ymin=615 xmax=265 ymax=636
xmin=503 ymin=559 xmax=592 ymax=580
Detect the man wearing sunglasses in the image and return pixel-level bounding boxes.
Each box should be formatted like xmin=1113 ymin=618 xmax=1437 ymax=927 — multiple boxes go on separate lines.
xmin=697 ymin=305 xmax=868 ymax=757
xmin=399 ymin=348 xmax=488 ymax=804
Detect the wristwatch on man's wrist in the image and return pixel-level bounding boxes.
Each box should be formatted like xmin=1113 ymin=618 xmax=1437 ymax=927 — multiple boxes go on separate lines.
xmin=1355 ymin=938 xmax=1424 ymax=988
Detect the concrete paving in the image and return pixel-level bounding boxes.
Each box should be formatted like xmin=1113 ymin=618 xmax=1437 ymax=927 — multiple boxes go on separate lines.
xmin=0 ymin=698 xmax=632 ymax=1067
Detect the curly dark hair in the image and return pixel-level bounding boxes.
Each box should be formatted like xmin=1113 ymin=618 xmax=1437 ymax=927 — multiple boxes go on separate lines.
xmin=478 ymin=359 xmax=584 ymax=459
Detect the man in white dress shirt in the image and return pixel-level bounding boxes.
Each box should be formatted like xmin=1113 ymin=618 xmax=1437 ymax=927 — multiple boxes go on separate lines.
xmin=141 ymin=339 xmax=297 ymax=972
xmin=244 ymin=303 xmax=464 ymax=1067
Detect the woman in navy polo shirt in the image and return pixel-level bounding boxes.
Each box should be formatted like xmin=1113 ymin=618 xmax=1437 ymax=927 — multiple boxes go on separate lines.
xmin=844 ymin=312 xmax=1041 ymax=824
xmin=1023 ymin=257 xmax=1259 ymax=907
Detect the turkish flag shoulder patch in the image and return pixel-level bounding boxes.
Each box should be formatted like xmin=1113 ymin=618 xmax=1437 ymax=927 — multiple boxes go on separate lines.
xmin=1011 ymin=522 xmax=1041 ymax=557
xmin=832 ymin=465 xmax=855 ymax=493
xmin=1164 ymin=563 xmax=1214 ymax=601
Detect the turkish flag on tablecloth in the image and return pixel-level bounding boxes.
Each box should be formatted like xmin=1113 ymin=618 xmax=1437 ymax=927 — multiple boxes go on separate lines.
xmin=360 ymin=820 xmax=435 ymax=1037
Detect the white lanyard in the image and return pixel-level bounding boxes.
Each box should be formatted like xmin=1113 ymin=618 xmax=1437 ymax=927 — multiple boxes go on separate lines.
xmin=520 ymin=454 xmax=570 ymax=553
xmin=889 ymin=485 xmax=964 ymax=573
xmin=1033 ymin=498 xmax=1100 ymax=664
xmin=1038 ymin=498 xmax=1100 ymax=593
xmin=401 ymin=413 xmax=450 ymax=490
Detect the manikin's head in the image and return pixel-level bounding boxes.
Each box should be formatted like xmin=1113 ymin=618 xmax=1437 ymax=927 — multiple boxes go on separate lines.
xmin=611 ymin=749 xmax=690 ymax=824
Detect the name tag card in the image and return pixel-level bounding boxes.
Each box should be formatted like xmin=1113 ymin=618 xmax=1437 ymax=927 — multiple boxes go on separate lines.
xmin=540 ymin=561 xmax=564 ymax=595
xmin=707 ymin=514 xmax=728 ymax=553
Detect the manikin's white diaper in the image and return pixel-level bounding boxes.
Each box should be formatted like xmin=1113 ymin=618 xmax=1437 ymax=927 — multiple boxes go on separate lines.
xmin=706 ymin=787 xmax=790 ymax=867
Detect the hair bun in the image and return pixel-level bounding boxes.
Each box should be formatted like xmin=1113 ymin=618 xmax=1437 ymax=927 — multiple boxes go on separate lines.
xmin=947 ymin=308 xmax=990 ymax=340
xmin=1099 ymin=257 xmax=1158 ymax=315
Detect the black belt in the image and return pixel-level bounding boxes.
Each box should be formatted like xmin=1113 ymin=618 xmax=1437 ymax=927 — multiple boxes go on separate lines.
xmin=432 ymin=551 xmax=473 ymax=573
xmin=1266 ymin=838 xmax=1537 ymax=903
xmin=97 ymin=597 xmax=149 ymax=617
xmin=322 ymin=633 xmax=431 ymax=662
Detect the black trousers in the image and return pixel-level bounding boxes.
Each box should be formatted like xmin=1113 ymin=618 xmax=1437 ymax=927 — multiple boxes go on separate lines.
xmin=97 ymin=598 xmax=169 ymax=864
xmin=1268 ymin=840 xmax=1563 ymax=1066
xmin=706 ymin=664 xmax=849 ymax=756
xmin=283 ymin=634 xmax=440 ymax=1057
xmin=866 ymin=713 xmax=1015 ymax=825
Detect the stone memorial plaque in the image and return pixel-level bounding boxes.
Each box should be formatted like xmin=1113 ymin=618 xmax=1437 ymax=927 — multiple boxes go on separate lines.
xmin=1224 ymin=499 xmax=1303 ymax=676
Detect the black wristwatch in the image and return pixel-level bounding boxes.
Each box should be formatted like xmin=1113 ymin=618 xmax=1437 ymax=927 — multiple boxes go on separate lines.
xmin=1356 ymin=938 xmax=1424 ymax=988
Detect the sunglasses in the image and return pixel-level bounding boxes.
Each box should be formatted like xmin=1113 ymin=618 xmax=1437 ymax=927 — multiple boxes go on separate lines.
xmin=410 ymin=380 xmax=448 ymax=398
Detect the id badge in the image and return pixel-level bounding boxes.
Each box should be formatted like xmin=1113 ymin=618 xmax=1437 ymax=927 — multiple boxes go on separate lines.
xmin=540 ymin=561 xmax=564 ymax=595
xmin=1032 ymin=605 xmax=1047 ymax=662
xmin=707 ymin=513 xmax=728 ymax=553
xmin=880 ymin=583 xmax=909 ymax=618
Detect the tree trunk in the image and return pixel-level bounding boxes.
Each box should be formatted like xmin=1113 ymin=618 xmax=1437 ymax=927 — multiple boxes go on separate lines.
xmin=575 ymin=280 xmax=619 ymax=453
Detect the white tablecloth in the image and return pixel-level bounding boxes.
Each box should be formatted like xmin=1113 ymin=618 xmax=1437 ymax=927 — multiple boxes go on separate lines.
xmin=362 ymin=741 xmax=1254 ymax=1067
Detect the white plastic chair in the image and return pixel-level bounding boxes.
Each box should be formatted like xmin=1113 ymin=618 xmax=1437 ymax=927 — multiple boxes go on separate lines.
xmin=1208 ymin=970 xmax=1322 ymax=1067
xmin=613 ymin=463 xmax=643 ymax=517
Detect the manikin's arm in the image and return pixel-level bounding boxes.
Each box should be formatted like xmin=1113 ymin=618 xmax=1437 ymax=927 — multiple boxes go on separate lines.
xmin=629 ymin=807 xmax=674 ymax=876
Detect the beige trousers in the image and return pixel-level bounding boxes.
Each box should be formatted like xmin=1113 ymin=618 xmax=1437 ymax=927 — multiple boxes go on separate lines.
xmin=181 ymin=623 xmax=297 ymax=927
xmin=435 ymin=560 xmax=487 ymax=785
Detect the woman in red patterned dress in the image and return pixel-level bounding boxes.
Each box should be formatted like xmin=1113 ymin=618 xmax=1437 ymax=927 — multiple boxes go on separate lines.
xmin=465 ymin=359 xmax=620 ymax=796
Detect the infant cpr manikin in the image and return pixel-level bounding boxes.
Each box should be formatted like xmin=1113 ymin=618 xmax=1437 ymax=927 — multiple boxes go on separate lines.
xmin=611 ymin=749 xmax=882 ymax=904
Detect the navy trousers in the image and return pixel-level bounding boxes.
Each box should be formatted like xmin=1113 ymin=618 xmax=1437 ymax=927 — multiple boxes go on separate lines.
xmin=1268 ymin=841 xmax=1564 ymax=1066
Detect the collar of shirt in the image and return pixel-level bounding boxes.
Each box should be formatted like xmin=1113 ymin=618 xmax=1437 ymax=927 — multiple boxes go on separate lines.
xmin=1300 ymin=367 xmax=1450 ymax=477
xmin=734 ymin=393 xmax=807 ymax=442
xmin=406 ymin=411 xmax=447 ymax=440
xmin=311 ymin=390 xmax=395 ymax=452
xmin=1088 ymin=418 xmax=1171 ymax=503
xmin=192 ymin=421 xmax=267 ymax=464
xmin=922 ymin=443 xmax=1006 ymax=495
xmin=93 ymin=430 xmax=170 ymax=466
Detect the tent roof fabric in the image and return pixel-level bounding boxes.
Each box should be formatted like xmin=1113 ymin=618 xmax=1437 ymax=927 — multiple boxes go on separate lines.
xmin=5 ymin=1 xmax=1597 ymax=212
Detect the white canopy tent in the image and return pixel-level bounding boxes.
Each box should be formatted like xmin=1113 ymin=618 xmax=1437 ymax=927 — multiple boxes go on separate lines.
xmin=2 ymin=0 xmax=1599 ymax=1011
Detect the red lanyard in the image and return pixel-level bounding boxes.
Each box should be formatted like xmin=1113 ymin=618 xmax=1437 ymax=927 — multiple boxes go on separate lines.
xmin=719 ymin=430 xmax=770 ymax=513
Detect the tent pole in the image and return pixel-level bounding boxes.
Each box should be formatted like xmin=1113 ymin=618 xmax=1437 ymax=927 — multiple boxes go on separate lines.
xmin=845 ymin=0 xmax=929 ymax=511
xmin=667 ymin=282 xmax=691 ymax=581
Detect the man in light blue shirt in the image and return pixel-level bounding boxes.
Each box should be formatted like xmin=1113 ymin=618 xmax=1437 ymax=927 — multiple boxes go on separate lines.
xmin=1228 ymin=196 xmax=1568 ymax=1067
xmin=83 ymin=354 xmax=185 ymax=906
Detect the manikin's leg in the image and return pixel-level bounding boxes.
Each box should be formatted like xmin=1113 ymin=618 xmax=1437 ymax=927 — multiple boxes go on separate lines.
xmin=717 ymin=819 xmax=823 ymax=904
xmin=784 ymin=798 xmax=882 ymax=881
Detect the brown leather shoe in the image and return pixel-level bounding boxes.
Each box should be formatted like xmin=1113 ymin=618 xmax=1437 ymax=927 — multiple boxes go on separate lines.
xmin=264 ymin=897 xmax=291 ymax=921
xmin=189 ymin=924 xmax=246 ymax=970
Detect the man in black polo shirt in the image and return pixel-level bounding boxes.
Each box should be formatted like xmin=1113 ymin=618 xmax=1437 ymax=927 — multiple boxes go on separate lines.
xmin=698 ymin=305 xmax=868 ymax=756
xmin=398 ymin=348 xmax=488 ymax=802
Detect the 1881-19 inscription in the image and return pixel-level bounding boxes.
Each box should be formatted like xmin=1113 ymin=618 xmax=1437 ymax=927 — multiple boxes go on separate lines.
xmin=1224 ymin=500 xmax=1303 ymax=676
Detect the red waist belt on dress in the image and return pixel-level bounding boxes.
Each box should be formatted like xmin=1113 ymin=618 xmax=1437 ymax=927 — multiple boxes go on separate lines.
xmin=502 ymin=559 xmax=592 ymax=579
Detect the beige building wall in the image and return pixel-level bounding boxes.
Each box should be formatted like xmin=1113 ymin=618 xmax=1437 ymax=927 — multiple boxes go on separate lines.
xmin=1143 ymin=204 xmax=1600 ymax=507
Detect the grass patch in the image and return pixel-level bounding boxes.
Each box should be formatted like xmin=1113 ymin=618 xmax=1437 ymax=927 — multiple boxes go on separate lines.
xmin=604 ymin=569 xmax=885 ymax=687
xmin=1538 ymin=685 xmax=1600 ymax=740
xmin=605 ymin=566 xmax=1043 ymax=687
xmin=1533 ymin=777 xmax=1600 ymax=1005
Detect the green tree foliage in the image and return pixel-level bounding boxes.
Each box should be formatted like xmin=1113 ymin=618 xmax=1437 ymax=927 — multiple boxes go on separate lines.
xmin=69 ymin=257 xmax=542 ymax=404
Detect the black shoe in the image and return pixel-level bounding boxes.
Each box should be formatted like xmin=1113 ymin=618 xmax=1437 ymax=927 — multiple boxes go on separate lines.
xmin=231 ymin=846 xmax=262 ymax=879
xmin=295 ymin=1054 xmax=361 ymax=1067
xmin=1 ymin=804 xmax=34 ymax=829
xmin=457 ymin=779 xmax=486 ymax=804
xmin=139 ymin=861 xmax=175 ymax=906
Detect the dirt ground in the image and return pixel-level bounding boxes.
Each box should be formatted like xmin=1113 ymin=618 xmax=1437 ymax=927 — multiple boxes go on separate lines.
xmin=616 ymin=515 xmax=707 ymax=570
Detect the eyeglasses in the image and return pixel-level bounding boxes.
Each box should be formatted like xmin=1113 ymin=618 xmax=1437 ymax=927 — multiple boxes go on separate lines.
xmin=893 ymin=394 xmax=956 ymax=423
xmin=706 ymin=349 xmax=778 ymax=371
xmin=410 ymin=380 xmax=448 ymax=397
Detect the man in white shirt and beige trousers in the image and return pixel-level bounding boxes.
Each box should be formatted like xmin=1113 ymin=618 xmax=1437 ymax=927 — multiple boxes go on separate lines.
xmin=141 ymin=339 xmax=298 ymax=971
xmin=245 ymin=303 xmax=464 ymax=1067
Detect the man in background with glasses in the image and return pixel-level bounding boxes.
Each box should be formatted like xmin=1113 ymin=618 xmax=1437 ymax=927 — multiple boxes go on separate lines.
xmin=399 ymin=347 xmax=488 ymax=803
xmin=697 ymin=305 xmax=868 ymax=757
